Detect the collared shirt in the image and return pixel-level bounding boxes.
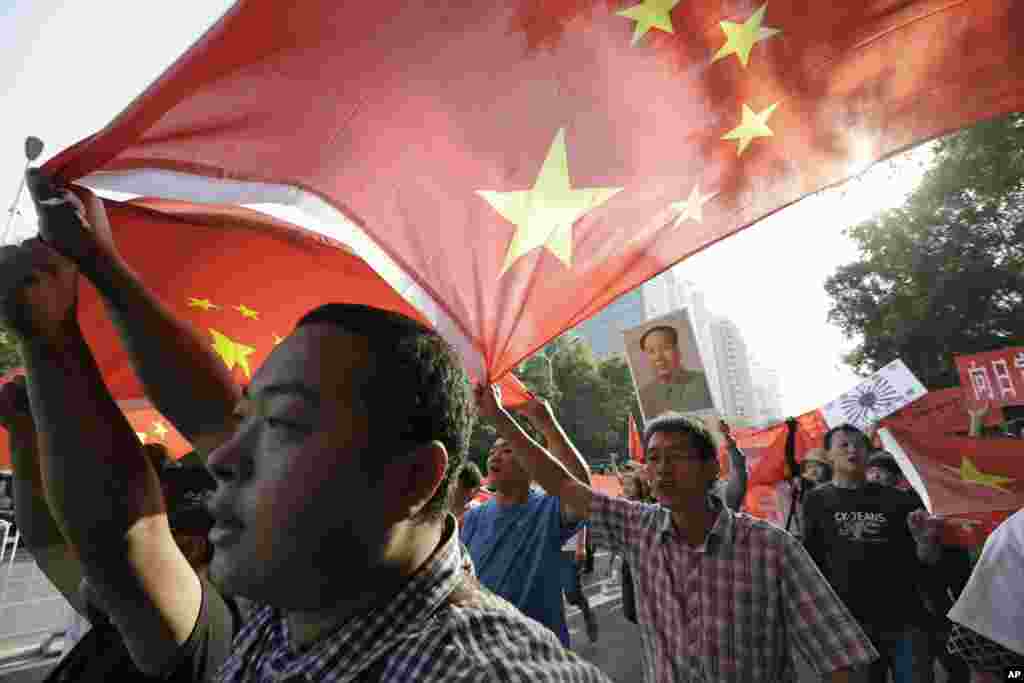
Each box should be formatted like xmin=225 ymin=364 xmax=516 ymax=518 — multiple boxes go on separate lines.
xmin=589 ymin=492 xmax=878 ymax=683
xmin=216 ymin=515 xmax=611 ymax=682
xmin=639 ymin=369 xmax=714 ymax=419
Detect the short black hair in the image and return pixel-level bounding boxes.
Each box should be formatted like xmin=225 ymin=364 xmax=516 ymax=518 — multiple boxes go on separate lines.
xmin=457 ymin=462 xmax=483 ymax=490
xmin=643 ymin=412 xmax=717 ymax=462
xmin=297 ymin=303 xmax=475 ymax=519
xmin=867 ymin=451 xmax=902 ymax=478
xmin=824 ymin=424 xmax=867 ymax=451
xmin=639 ymin=325 xmax=678 ymax=352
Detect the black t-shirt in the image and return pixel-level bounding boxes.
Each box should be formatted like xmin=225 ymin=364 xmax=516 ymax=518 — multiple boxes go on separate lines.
xmin=801 ymin=482 xmax=929 ymax=629
xmin=45 ymin=575 xmax=237 ymax=683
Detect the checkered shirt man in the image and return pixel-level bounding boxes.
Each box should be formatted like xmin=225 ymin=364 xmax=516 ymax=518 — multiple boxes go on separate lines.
xmin=215 ymin=515 xmax=611 ymax=682
xmin=589 ymin=492 xmax=878 ymax=683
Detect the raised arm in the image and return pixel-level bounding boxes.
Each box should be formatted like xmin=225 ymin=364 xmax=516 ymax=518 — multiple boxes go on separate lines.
xmin=476 ymin=383 xmax=593 ymax=521
xmin=967 ymin=401 xmax=989 ymax=438
xmin=0 ymin=377 xmax=85 ymax=613
xmin=0 ymin=238 xmax=201 ymax=676
xmin=27 ymin=170 xmax=240 ymax=453
xmin=517 ymin=396 xmax=591 ymax=486
xmin=719 ymin=424 xmax=748 ymax=512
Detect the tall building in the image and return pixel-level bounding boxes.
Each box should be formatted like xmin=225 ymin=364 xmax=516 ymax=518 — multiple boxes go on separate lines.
xmin=641 ymin=268 xmax=721 ymax=411
xmin=571 ymin=288 xmax=646 ymax=359
xmin=572 ymin=267 xmax=711 ymax=361
xmin=709 ymin=317 xmax=757 ymax=422
xmin=571 ymin=270 xmax=780 ymax=427
xmin=750 ymin=361 xmax=785 ymax=426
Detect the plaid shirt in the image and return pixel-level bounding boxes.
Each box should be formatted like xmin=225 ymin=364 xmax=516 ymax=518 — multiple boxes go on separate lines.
xmin=589 ymin=492 xmax=877 ymax=683
xmin=215 ymin=515 xmax=611 ymax=682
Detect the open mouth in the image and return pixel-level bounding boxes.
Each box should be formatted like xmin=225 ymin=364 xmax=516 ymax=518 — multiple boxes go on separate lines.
xmin=209 ymin=521 xmax=244 ymax=547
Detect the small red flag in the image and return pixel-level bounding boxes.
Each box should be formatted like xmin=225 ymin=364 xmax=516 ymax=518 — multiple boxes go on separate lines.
xmin=628 ymin=414 xmax=644 ymax=463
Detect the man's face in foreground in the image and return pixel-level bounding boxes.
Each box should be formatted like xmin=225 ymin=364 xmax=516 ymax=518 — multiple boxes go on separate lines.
xmin=205 ymin=324 xmax=396 ymax=609
xmin=642 ymin=330 xmax=683 ymax=382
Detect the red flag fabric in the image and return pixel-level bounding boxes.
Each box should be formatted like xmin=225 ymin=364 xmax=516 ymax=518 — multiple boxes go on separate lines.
xmin=0 ymin=369 xmax=192 ymax=468
xmin=0 ymin=198 xmax=530 ymax=469
xmin=628 ymin=414 xmax=644 ymax=463
xmin=880 ymin=425 xmax=1024 ymax=546
xmin=880 ymin=386 xmax=1003 ymax=435
xmin=955 ymin=347 xmax=1024 ymax=408
xmin=734 ymin=409 xmax=829 ymax=488
xmin=592 ymin=474 xmax=624 ymax=498
xmin=42 ymin=0 xmax=1024 ymax=387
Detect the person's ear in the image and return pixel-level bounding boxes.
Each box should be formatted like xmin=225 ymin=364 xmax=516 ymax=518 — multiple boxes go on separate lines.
xmin=387 ymin=441 xmax=448 ymax=518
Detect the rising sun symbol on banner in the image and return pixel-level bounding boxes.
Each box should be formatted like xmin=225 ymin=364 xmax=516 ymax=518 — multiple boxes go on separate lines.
xmin=839 ymin=376 xmax=904 ymax=428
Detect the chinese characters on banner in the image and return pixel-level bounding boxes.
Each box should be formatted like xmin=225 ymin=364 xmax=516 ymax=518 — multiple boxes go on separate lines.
xmin=955 ymin=347 xmax=1024 ymax=408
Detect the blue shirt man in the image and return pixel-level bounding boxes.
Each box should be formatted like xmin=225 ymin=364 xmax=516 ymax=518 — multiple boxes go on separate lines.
xmin=459 ymin=396 xmax=591 ymax=647
xmin=461 ymin=488 xmax=578 ymax=645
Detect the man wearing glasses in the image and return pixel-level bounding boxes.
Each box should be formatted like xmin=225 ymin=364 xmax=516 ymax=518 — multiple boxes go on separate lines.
xmin=476 ymin=387 xmax=879 ymax=683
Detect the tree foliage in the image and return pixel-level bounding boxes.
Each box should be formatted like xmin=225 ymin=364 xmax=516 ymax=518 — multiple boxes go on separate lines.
xmin=467 ymin=333 xmax=642 ymax=474
xmin=0 ymin=329 xmax=21 ymax=377
xmin=826 ymin=113 xmax=1024 ymax=388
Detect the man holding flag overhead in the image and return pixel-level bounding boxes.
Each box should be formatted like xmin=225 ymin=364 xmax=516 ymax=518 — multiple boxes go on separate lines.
xmin=0 ymin=169 xmax=611 ymax=682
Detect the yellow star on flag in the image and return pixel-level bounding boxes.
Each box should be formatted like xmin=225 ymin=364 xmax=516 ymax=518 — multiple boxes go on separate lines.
xmin=617 ymin=0 xmax=681 ymax=46
xmin=136 ymin=432 xmax=148 ymax=443
xmin=188 ymin=298 xmax=219 ymax=312
xmin=957 ymin=457 xmax=1016 ymax=492
xmin=272 ymin=333 xmax=284 ymax=346
xmin=712 ymin=3 xmax=781 ymax=68
xmin=210 ymin=328 xmax=257 ymax=379
xmin=235 ymin=304 xmax=259 ymax=320
xmin=722 ymin=102 xmax=779 ymax=156
xmin=477 ymin=128 xmax=623 ymax=275
xmin=151 ymin=421 xmax=169 ymax=441
xmin=671 ymin=183 xmax=719 ymax=227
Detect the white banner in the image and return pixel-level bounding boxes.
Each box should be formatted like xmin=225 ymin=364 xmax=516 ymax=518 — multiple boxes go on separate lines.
xmin=821 ymin=359 xmax=927 ymax=431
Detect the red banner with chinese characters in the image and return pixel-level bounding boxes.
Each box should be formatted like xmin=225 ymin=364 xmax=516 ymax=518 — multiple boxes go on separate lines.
xmin=955 ymin=347 xmax=1024 ymax=408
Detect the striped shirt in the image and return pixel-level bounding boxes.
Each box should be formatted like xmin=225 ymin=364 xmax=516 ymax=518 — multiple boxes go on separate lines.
xmin=215 ymin=515 xmax=611 ymax=682
xmin=589 ymin=492 xmax=877 ymax=683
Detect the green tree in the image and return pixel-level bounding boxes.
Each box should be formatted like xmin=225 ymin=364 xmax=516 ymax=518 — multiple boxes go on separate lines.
xmin=466 ymin=334 xmax=643 ymax=475
xmin=826 ymin=113 xmax=1024 ymax=388
xmin=0 ymin=329 xmax=22 ymax=377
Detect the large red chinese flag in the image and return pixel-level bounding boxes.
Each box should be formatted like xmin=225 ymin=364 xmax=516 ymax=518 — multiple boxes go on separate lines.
xmin=41 ymin=0 xmax=1024 ymax=384
xmin=0 ymin=369 xmax=193 ymax=467
xmin=0 ymin=198 xmax=529 ymax=469
xmin=880 ymin=426 xmax=1024 ymax=546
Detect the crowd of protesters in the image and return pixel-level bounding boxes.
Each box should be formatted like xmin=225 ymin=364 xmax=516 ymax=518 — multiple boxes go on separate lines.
xmin=0 ymin=167 xmax=1019 ymax=682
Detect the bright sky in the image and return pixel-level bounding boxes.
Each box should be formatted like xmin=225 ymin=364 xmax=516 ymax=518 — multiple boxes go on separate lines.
xmin=2 ymin=1 xmax=932 ymax=418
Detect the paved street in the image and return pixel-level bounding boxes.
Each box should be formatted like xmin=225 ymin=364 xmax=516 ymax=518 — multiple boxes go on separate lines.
xmin=0 ymin=547 xmax=952 ymax=683
xmin=0 ymin=549 xmax=66 ymax=682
